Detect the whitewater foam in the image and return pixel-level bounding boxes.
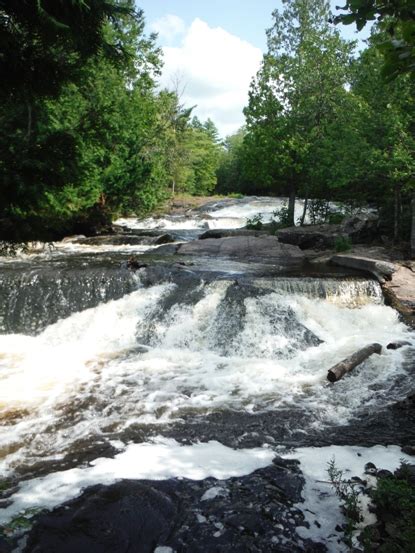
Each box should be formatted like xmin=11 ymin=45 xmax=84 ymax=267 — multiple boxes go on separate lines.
xmin=0 ymin=438 xmax=275 ymax=524
xmin=0 ymin=278 xmax=412 ymax=477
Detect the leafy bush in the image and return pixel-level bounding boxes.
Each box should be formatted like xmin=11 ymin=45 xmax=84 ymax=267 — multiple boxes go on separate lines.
xmin=246 ymin=214 xmax=263 ymax=230
xmin=308 ymin=199 xmax=330 ymax=224
xmin=327 ymin=458 xmax=415 ymax=553
xmin=272 ymin=203 xmax=292 ymax=228
xmin=367 ymin=465 xmax=415 ymax=553
xmin=328 ymin=212 xmax=346 ymax=224
xmin=327 ymin=457 xmax=363 ymax=547
xmin=335 ymin=236 xmax=352 ymax=252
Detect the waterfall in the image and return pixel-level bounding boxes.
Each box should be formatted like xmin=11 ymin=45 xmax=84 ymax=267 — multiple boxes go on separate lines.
xmin=0 ymin=275 xmax=412 ymax=480
xmin=0 ymin=266 xmax=141 ymax=335
xmin=252 ymin=277 xmax=383 ymax=306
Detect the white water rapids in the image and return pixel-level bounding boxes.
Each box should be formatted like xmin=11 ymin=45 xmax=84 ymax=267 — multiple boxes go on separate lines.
xmin=0 ymin=196 xmax=413 ymax=550
xmin=0 ymin=277 xmax=412 ymax=476
xmin=115 ymin=196 xmax=307 ymax=231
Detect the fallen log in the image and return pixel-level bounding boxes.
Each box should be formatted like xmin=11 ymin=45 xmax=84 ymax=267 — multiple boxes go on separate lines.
xmin=327 ymin=343 xmax=382 ymax=383
xmin=386 ymin=340 xmax=411 ymax=350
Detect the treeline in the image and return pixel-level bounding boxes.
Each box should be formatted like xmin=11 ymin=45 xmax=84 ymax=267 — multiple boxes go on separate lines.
xmin=0 ymin=1 xmax=221 ymax=240
xmin=216 ymin=0 xmax=415 ymax=242
xmin=1 ymin=0 xmax=413 ymax=244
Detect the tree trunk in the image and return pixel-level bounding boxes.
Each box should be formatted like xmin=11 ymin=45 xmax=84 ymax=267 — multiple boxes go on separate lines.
xmin=26 ymin=101 xmax=32 ymax=141
xmin=172 ymin=179 xmax=175 ymax=196
xmin=393 ymin=183 xmax=402 ymax=242
xmin=327 ymin=343 xmax=382 ymax=383
xmin=300 ymin=195 xmax=308 ymax=226
xmin=288 ymin=185 xmax=296 ymax=227
xmin=411 ymin=191 xmax=415 ymax=259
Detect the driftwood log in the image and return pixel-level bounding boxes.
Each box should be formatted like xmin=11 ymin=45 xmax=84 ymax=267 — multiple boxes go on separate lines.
xmin=327 ymin=343 xmax=382 ymax=383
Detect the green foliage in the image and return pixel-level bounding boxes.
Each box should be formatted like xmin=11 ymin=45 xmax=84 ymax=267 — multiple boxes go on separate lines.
xmin=327 ymin=457 xmax=363 ymax=548
xmin=308 ymin=199 xmax=331 ymax=225
xmin=333 ymin=1 xmax=415 ymax=79
xmin=327 ymin=459 xmax=415 ymax=553
xmin=216 ymin=128 xmax=252 ymax=195
xmin=335 ymin=236 xmax=352 ymax=252
xmin=0 ymin=0 xmax=222 ymax=240
xmin=0 ymin=507 xmax=44 ymax=540
xmin=0 ymin=0 xmax=135 ymax=100
xmin=242 ymin=0 xmax=360 ymax=225
xmin=351 ymin=37 xmax=415 ymax=241
xmin=365 ymin=463 xmax=415 ymax=553
xmin=328 ymin=212 xmax=346 ymax=224
xmin=272 ymin=204 xmax=292 ymax=229
xmin=246 ymin=214 xmax=263 ymax=230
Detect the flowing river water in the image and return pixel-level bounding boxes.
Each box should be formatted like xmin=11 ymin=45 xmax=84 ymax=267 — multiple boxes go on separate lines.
xmin=0 ymin=197 xmax=414 ymax=552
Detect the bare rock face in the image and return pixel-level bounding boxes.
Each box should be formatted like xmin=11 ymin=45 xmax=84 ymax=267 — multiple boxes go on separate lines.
xmin=331 ymin=255 xmax=396 ymax=282
xmin=176 ymin=236 xmax=305 ymax=266
xmin=341 ymin=213 xmax=378 ymax=242
xmin=276 ymin=224 xmax=345 ymax=250
xmin=73 ymin=234 xmax=175 ymax=246
xmin=198 ymin=228 xmax=268 ymax=239
xmin=276 ymin=214 xmax=379 ymax=250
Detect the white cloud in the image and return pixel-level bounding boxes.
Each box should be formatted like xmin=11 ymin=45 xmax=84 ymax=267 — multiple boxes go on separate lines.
xmin=157 ymin=18 xmax=263 ymax=138
xmin=150 ymin=14 xmax=186 ymax=43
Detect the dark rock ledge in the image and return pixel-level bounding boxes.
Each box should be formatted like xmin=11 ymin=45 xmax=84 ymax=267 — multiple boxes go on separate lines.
xmin=22 ymin=460 xmax=327 ymax=553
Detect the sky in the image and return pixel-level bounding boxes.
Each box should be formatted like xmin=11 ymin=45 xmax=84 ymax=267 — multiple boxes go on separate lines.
xmin=136 ymin=1 xmax=372 ymax=138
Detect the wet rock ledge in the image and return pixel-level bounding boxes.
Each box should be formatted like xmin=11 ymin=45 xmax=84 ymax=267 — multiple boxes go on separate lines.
xmin=22 ymin=459 xmax=326 ymax=553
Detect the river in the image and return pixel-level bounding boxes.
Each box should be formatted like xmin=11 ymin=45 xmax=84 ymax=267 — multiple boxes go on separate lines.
xmin=0 ymin=197 xmax=414 ymax=552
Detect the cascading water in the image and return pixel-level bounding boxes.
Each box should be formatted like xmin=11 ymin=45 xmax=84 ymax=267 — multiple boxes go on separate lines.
xmin=0 ymin=197 xmax=414 ymax=552
xmin=0 ymin=275 xmax=412 ymax=479
xmin=0 ymin=264 xmax=142 ymax=335
xmin=115 ymin=196 xmax=308 ymax=232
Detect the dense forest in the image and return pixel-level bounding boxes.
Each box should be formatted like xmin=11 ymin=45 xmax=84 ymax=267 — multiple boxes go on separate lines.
xmin=0 ymin=0 xmax=414 ymax=245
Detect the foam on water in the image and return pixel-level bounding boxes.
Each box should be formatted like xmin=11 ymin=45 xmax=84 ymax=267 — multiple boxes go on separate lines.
xmin=115 ymin=196 xmax=308 ymax=231
xmin=0 ymin=278 xmax=412 ymax=478
xmin=208 ymin=197 xmax=306 ymax=224
xmin=115 ymin=216 xmax=210 ymax=230
xmin=0 ymin=243 xmax=155 ymax=263
xmin=0 ymin=437 xmax=275 ymax=524
xmin=282 ymin=445 xmax=414 ymax=553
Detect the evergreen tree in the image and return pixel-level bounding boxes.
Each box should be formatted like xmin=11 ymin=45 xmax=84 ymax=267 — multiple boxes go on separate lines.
xmin=243 ymin=0 xmax=357 ymax=225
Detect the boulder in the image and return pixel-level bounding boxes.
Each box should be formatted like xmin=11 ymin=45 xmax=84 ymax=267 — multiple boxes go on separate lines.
xmin=199 ymin=228 xmax=268 ymax=239
xmin=25 ymin=481 xmax=178 ymax=553
xmin=111 ymin=226 xmax=175 ymax=237
xmin=276 ymin=224 xmax=347 ymax=250
xmin=152 ymin=244 xmax=180 ymax=256
xmin=73 ymin=234 xmax=175 ymax=246
xmin=378 ymin=264 xmax=415 ymax=327
xmin=331 ymin=254 xmax=396 ymax=281
xmin=341 ymin=213 xmax=378 ymax=242
xmin=276 ymin=214 xmax=379 ymax=250
xmin=386 ymin=340 xmax=411 ymax=350
xmin=176 ymin=236 xmax=305 ymax=266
